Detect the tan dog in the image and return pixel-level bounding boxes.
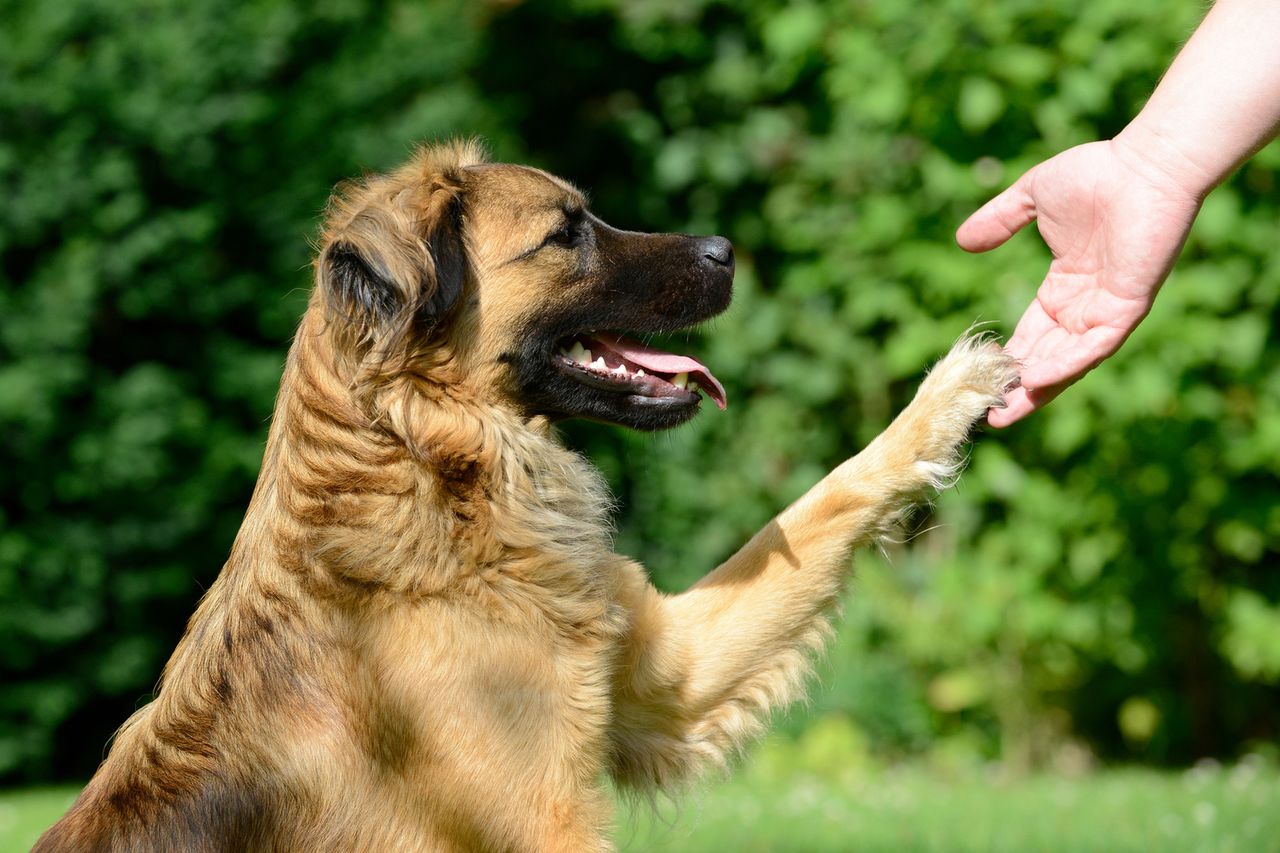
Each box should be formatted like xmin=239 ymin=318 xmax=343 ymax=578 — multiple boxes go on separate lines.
xmin=37 ymin=141 xmax=1016 ymax=852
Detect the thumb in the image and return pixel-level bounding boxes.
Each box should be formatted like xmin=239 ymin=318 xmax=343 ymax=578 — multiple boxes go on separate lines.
xmin=956 ymin=168 xmax=1038 ymax=253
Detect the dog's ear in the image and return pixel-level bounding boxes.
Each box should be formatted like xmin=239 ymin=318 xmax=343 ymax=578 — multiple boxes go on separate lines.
xmin=414 ymin=181 xmax=467 ymax=331
xmin=322 ymin=238 xmax=403 ymax=331
xmin=319 ymin=178 xmax=466 ymax=349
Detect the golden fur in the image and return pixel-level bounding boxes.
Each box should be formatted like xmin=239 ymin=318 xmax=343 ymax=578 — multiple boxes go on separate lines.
xmin=38 ymin=141 xmax=1017 ymax=852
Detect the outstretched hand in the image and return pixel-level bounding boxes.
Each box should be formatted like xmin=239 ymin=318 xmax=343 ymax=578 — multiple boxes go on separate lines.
xmin=957 ymin=139 xmax=1204 ymax=427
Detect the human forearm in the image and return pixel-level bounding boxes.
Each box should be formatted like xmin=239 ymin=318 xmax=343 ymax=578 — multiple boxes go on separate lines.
xmin=1116 ymin=0 xmax=1280 ymax=197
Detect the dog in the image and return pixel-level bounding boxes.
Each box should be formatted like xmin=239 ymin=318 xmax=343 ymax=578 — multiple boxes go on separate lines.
xmin=36 ymin=140 xmax=1017 ymax=852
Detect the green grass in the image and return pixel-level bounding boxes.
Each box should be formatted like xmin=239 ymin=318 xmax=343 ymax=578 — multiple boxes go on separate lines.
xmin=6 ymin=755 xmax=1278 ymax=852
xmin=616 ymin=764 xmax=1280 ymax=852
xmin=0 ymin=787 xmax=79 ymax=852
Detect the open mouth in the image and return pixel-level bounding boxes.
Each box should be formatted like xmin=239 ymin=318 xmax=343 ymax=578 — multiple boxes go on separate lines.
xmin=552 ymin=331 xmax=727 ymax=411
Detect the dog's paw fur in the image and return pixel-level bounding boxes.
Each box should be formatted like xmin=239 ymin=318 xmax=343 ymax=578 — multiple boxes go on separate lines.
xmin=894 ymin=333 xmax=1020 ymax=490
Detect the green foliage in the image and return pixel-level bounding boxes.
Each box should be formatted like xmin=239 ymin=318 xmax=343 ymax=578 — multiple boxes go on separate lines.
xmin=485 ymin=0 xmax=1280 ymax=769
xmin=0 ymin=0 xmax=501 ymax=781
xmin=3 ymin=0 xmax=1279 ymax=784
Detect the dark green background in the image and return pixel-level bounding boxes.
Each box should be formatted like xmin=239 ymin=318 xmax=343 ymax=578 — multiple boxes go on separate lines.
xmin=3 ymin=0 xmax=1278 ymax=785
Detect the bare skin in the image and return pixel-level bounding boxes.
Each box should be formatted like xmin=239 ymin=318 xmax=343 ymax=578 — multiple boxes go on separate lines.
xmin=958 ymin=0 xmax=1280 ymax=426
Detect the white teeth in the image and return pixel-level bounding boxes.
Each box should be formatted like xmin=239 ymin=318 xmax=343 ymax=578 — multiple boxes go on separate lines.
xmin=612 ymin=363 xmax=628 ymax=375
xmin=688 ymin=380 xmax=700 ymax=393
xmin=635 ymin=369 xmax=645 ymax=377
xmin=570 ymin=342 xmax=590 ymax=365
xmin=591 ymin=357 xmax=607 ymax=371
xmin=671 ymin=372 xmax=688 ymax=390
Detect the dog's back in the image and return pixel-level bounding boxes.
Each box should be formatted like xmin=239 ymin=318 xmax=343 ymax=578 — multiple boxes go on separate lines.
xmin=34 ymin=753 xmax=262 ymax=852
xmin=33 ymin=690 xmax=278 ymax=853
xmin=34 ymin=788 xmax=264 ymax=853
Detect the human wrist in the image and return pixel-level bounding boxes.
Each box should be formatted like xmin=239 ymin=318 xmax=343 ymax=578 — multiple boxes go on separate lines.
xmin=1111 ymin=0 xmax=1280 ymax=202
xmin=1112 ymin=117 xmax=1222 ymax=202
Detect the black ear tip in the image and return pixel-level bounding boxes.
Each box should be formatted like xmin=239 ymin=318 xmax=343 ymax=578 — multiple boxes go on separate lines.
xmin=326 ymin=242 xmax=382 ymax=280
xmin=325 ymin=242 xmax=359 ymax=267
xmin=324 ymin=241 xmax=399 ymax=325
xmin=323 ymin=241 xmax=360 ymax=282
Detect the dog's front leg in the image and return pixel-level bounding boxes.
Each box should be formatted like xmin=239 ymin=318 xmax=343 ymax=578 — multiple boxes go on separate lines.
xmin=609 ymin=335 xmax=1018 ymax=790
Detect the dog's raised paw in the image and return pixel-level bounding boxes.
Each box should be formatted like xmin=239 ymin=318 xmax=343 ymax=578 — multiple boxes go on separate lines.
xmin=893 ymin=333 xmax=1020 ymax=486
xmin=923 ymin=333 xmax=1021 ymax=417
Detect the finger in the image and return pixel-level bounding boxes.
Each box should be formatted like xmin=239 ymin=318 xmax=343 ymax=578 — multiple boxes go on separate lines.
xmin=987 ymin=382 xmax=1067 ymax=428
xmin=1001 ymin=299 xmax=1058 ymax=362
xmin=1019 ymin=326 xmax=1123 ymax=389
xmin=956 ymin=169 xmax=1038 ymax=253
xmin=987 ymin=385 xmax=1035 ymax=428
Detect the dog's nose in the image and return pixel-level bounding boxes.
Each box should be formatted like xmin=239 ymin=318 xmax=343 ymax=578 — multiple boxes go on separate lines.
xmin=699 ymin=236 xmax=734 ymax=269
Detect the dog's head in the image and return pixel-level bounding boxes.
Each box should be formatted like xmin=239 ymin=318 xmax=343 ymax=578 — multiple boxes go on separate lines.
xmin=315 ymin=141 xmax=733 ymax=432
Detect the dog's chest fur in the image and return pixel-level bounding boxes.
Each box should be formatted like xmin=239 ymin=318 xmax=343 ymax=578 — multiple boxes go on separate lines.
xmin=307 ymin=419 xmax=634 ymax=845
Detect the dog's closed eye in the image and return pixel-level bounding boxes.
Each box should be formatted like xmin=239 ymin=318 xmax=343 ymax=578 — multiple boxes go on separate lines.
xmin=542 ymin=207 xmax=585 ymax=250
xmin=546 ymin=222 xmax=576 ymax=247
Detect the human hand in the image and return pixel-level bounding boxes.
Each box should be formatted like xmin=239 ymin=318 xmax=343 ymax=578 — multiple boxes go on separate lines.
xmin=957 ymin=138 xmax=1204 ymax=427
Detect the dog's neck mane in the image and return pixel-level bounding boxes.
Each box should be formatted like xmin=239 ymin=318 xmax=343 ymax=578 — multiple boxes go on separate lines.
xmin=238 ymin=309 xmax=618 ymax=611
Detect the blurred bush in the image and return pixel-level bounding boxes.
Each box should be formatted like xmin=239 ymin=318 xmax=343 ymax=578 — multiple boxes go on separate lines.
xmin=0 ymin=0 xmax=505 ymax=780
xmin=2 ymin=0 xmax=1278 ymax=783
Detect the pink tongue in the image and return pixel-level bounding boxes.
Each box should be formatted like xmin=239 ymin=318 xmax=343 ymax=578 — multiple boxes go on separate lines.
xmin=592 ymin=333 xmax=727 ymax=410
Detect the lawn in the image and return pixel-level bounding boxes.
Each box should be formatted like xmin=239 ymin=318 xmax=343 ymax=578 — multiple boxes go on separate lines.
xmin=4 ymin=752 xmax=1277 ymax=852
xmin=0 ymin=787 xmax=79 ymax=852
xmin=616 ymin=754 xmax=1280 ymax=852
